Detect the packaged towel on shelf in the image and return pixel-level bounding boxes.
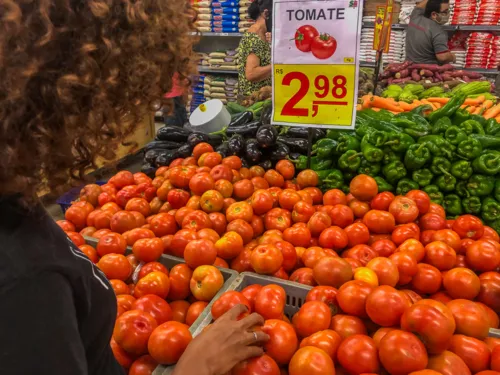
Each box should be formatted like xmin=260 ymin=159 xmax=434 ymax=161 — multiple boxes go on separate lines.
xmin=197 ymin=14 xmax=212 ymax=20
xmin=212 ymin=1 xmax=239 ymax=7
xmin=195 ymin=20 xmax=212 ymax=27
xmin=212 ymin=27 xmax=239 ymax=33
xmin=212 ymin=20 xmax=239 ymax=27
xmin=196 ymin=7 xmax=212 ymax=14
xmin=213 ymin=7 xmax=240 ymax=14
xmin=213 ymin=14 xmax=240 ymax=21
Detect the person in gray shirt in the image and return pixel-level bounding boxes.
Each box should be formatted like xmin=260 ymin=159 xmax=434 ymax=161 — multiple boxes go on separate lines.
xmin=406 ymin=0 xmax=456 ymax=65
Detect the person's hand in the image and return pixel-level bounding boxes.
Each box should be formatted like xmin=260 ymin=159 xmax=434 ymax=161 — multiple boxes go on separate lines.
xmin=266 ymin=32 xmax=272 ymax=43
xmin=172 ymin=305 xmax=269 ymax=375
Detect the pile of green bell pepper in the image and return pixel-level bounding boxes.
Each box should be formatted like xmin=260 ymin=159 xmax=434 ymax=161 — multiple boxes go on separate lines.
xmin=295 ymin=98 xmax=500 ymax=229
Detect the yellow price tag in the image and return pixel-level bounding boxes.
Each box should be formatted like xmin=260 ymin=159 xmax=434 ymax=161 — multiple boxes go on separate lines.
xmin=273 ymin=64 xmax=356 ymax=126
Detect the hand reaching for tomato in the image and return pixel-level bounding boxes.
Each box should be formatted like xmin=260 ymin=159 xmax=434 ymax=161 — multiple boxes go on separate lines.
xmin=172 ymin=305 xmax=269 ymax=375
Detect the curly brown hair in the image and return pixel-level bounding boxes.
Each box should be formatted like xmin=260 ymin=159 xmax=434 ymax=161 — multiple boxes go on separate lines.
xmin=0 ymin=0 xmax=197 ymax=199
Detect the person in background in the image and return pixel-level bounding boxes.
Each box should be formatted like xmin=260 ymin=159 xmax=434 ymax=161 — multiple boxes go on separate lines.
xmin=0 ymin=0 xmax=268 ymax=374
xmin=406 ymin=0 xmax=456 ymax=65
xmin=238 ymin=0 xmax=273 ymax=96
xmin=163 ymin=73 xmax=188 ymax=127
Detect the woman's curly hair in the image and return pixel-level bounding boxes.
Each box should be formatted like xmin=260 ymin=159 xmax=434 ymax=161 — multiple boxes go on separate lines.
xmin=0 ymin=0 xmax=197 ymax=199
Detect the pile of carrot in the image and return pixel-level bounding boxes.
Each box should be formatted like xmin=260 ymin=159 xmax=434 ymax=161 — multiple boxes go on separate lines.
xmin=357 ymin=94 xmax=500 ymax=121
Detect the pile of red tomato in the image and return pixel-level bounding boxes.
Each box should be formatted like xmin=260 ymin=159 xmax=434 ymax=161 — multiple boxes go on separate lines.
xmin=57 ymin=141 xmax=500 ymax=375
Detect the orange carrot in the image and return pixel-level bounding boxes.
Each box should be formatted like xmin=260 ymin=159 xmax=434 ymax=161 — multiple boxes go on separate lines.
xmin=398 ymin=101 xmax=413 ymax=111
xmin=371 ymin=107 xmax=381 ymax=112
xmin=369 ymin=96 xmax=404 ymax=112
xmin=356 ymin=104 xmax=362 ymax=111
xmin=427 ymin=97 xmax=450 ymax=105
xmin=421 ymin=99 xmax=437 ymax=111
xmin=484 ymin=103 xmax=500 ymax=119
xmin=465 ymin=106 xmax=477 ymax=114
xmin=460 ymin=104 xmax=468 ymax=109
xmin=361 ymin=95 xmax=373 ymax=109
xmin=495 ymin=114 xmax=500 ymax=122
xmin=475 ymin=100 xmax=494 ymax=115
xmin=433 ymin=102 xmax=442 ymax=109
xmin=464 ymin=95 xmax=485 ymax=106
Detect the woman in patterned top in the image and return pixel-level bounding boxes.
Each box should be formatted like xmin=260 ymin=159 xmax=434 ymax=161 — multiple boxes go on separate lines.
xmin=238 ymin=0 xmax=273 ymax=96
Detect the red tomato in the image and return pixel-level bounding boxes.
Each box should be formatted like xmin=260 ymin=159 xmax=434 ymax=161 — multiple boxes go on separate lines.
xmin=318 ymin=226 xmax=348 ymax=250
xmin=344 ymin=222 xmax=370 ymax=247
xmin=148 ymin=321 xmax=192 ymax=364
xmin=337 ymin=335 xmax=380 ymax=374
xmin=424 ymin=241 xmax=457 ymax=271
xmin=132 ymin=238 xmax=163 ymax=263
xmin=294 ymin=25 xmax=319 ymax=52
xmin=389 ymin=196 xmax=420 ymax=224
xmin=366 ymin=286 xmax=410 ymax=327
xmin=349 ymin=199 xmax=370 ymax=218
xmin=371 ymin=239 xmax=397 ymax=258
xmin=379 ymin=330 xmax=428 ymax=374
xmin=128 ymin=355 xmax=157 ymax=375
xmin=342 ymin=244 xmax=378 ymax=266
xmin=323 ymin=189 xmax=347 ymax=206
xmin=420 ymin=213 xmax=447 ymax=231
xmin=389 ymin=252 xmax=418 ymax=286
xmin=188 ymin=172 xmax=215 ymax=196
xmin=350 ymin=174 xmax=378 ymax=202
xmin=411 ymin=263 xmax=442 ymax=295
xmin=138 ymin=262 xmax=168 ymax=280
xmin=330 ymin=314 xmax=367 ymax=339
xmin=110 ymin=338 xmax=136 ymax=369
xmin=293 ymin=301 xmax=331 ymax=338
xmin=299 ymin=329 xmax=341 ymax=360
xmin=133 ymin=295 xmax=172 ymax=325
xmin=448 ymin=334 xmax=490 ymax=373
xmin=211 ymin=291 xmax=250 ymax=320
xmin=443 ymin=267 xmax=480 ymax=300
xmin=113 ymin=310 xmax=157 ymax=355
xmin=307 ymin=212 xmax=332 ymax=237
xmin=290 ymin=267 xmax=317 ymax=287
xmin=189 ymin=265 xmax=223 ymax=301
xmin=261 ymin=319 xmax=299 ymax=365
xmin=292 ymin=200 xmax=315 ymax=223
xmin=170 ymin=229 xmax=198 ymax=258
xmin=265 ymin=208 xmax=292 ymax=232
xmin=208 ymin=212 xmax=227 ymax=235
xmin=363 ymin=210 xmax=396 ymax=234
xmin=184 ymin=239 xmax=217 ymax=269
xmin=135 ymin=271 xmax=170 ymax=299
xmin=296 ymin=169 xmax=318 ymax=188
xmin=313 ymin=256 xmax=353 ymax=288
xmin=453 ymin=215 xmax=484 ymax=239
xmin=401 ymin=299 xmax=457 ymax=354
xmin=328 ymin=204 xmax=355 ymax=228
xmin=370 ymin=191 xmax=395 ymax=211
xmin=482 ymin=226 xmax=500 ymax=242
xmin=366 ymin=257 xmax=399 ymax=287
xmin=477 ymin=273 xmax=500 ymax=312
xmin=306 ymin=286 xmax=339 ymax=315
xmin=265 ymin=169 xmax=285 ymax=188
xmin=215 ymin=231 xmax=244 ymax=260
xmin=241 ymin=284 xmax=263 ymax=311
xmin=97 ymin=254 xmax=132 ymax=281
xmin=254 ymin=284 xmax=286 ymax=320
xmin=251 ymin=189 xmax=274 ymax=215
xmin=466 ymin=240 xmax=500 ymax=272
xmin=233 ymin=354 xmax=280 ymax=375
xmin=427 ymin=350 xmax=472 ymax=375
xmin=289 ymin=346 xmax=334 ymax=375
xmin=336 ymin=280 xmax=374 ymax=318
xmin=406 ymin=190 xmax=431 ymax=215
xmin=168 ymin=264 xmax=192 ymax=301
xmin=392 ymin=224 xmax=420 ymax=246
xmin=250 ymin=244 xmax=284 ymax=275
xmin=447 ymin=299 xmax=490 ymax=339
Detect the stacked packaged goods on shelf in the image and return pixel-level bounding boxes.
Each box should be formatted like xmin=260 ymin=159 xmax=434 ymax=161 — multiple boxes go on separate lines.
xmin=450 ymin=0 xmax=476 ymax=25
xmin=465 ymin=32 xmax=498 ymax=70
xmin=193 ymin=1 xmax=213 ymax=32
xmin=239 ymin=0 xmax=255 ymax=32
xmin=360 ymin=29 xmax=407 ymax=64
xmin=212 ymin=1 xmax=240 ymax=33
xmin=399 ymin=0 xmax=420 ymax=24
xmin=448 ymin=32 xmax=468 ymax=68
xmin=198 ymin=52 xmax=210 ymax=67
xmin=187 ymin=75 xmax=208 ymax=116
xmin=208 ymin=49 xmax=240 ymax=71
xmin=203 ymin=75 xmax=239 ymax=104
xmin=474 ymin=0 xmax=500 ymax=25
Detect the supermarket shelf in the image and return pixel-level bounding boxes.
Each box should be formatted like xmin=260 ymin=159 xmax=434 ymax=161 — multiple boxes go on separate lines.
xmin=191 ymin=31 xmax=243 ymax=37
xmin=362 ymin=22 xmax=500 ymax=32
xmin=359 ymin=62 xmax=498 ymax=75
xmin=197 ymin=66 xmax=239 ymax=75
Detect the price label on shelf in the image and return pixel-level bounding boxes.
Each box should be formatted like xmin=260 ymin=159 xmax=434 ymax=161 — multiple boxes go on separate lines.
xmin=271 ymin=0 xmax=363 ymax=129
xmin=273 ymin=64 xmax=356 ymax=126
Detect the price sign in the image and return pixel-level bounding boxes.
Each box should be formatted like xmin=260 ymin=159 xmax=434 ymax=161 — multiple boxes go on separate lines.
xmin=271 ymin=0 xmax=363 ymax=129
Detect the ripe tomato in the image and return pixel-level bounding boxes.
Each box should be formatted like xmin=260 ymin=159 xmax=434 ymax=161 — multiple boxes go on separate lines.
xmin=424 ymin=241 xmax=457 ymax=271
xmin=65 ymin=205 xmax=91 ymax=230
xmin=289 ymin=346 xmax=334 ymax=375
xmin=110 ymin=338 xmax=136 ymax=369
xmin=322 ymin=189 xmax=347 ymax=206
xmin=296 ymin=170 xmax=318 ymax=188
xmin=250 ymin=189 xmax=274 ymax=215
xmin=110 ymin=211 xmax=138 ymax=234
xmin=307 ymin=212 xmax=332 ymax=237
xmin=336 ymin=280 xmax=374 ymax=318
xmin=109 ymin=171 xmax=134 ymax=189
xmin=379 ymin=330 xmax=428 ymax=374
xmin=389 ymin=252 xmax=418 ymax=286
xmin=453 ymin=215 xmax=484 ymax=239
xmin=167 ymin=264 xmax=192 ymax=302
xmin=273 ymin=241 xmax=297 ymax=272
xmin=138 ymin=262 xmax=168 ymax=280
xmin=113 ymin=310 xmax=157 ymax=355
xmin=337 ymin=335 xmax=380 ymax=374
xmin=327 ymin=204 xmax=354 ymax=228
xmin=290 ymin=268 xmax=317 ymax=286
xmin=366 ymin=257 xmax=399 ymax=287
xmin=306 ymin=286 xmax=339 ymax=315
xmin=185 ymin=301 xmax=208 ymax=326
xmin=278 ymin=189 xmax=301 ymax=211
xmin=371 ymin=191 xmax=395 ymax=211
xmin=274 ymin=160 xmax=294 ymax=180
xmin=207 ymin=212 xmax=227 ymax=235
xmin=420 ymin=213 xmax=447 ymax=231
xmin=447 ymin=299 xmax=490 ymax=339
xmin=411 ymin=263 xmax=442 ymax=294
xmin=79 ymin=244 xmax=99 ymax=263
xmin=57 ymin=220 xmax=76 ymax=232
xmin=261 ymin=319 xmax=299 ymax=365
xmin=123 ymin=228 xmax=155 ymax=247
xmin=265 ymin=208 xmax=292 ymax=232
xmin=166 ymin=189 xmax=190 ymax=210
xmin=302 ymin=187 xmax=322 ymax=205
xmin=184 ymin=239 xmax=217 ymax=269
xmin=254 ymin=284 xmax=286 ymax=320
xmin=251 ymin=244 xmax=284 ymax=275
xmin=389 ymin=196 xmax=420 ymax=225
xmin=349 ymin=199 xmax=370 ymax=218
xmin=240 ymin=284 xmax=262 ymax=312
xmin=299 ymin=329 xmax=341 ymax=360
xmin=427 ymin=350 xmax=472 ymax=375
xmin=397 ymin=238 xmax=425 ymax=262
xmin=128 ymin=355 xmax=157 ymax=375
xmin=482 ymin=226 xmax=500 ymax=242
xmin=227 ymin=219 xmax=254 ymax=244
xmin=188 ymin=172 xmax=214 ymax=196
xmin=189 ymin=265 xmax=224 ymax=301
xmin=233 ymin=354 xmax=280 ymax=375
xmin=135 ymin=271 xmax=171 ymax=299
xmin=477 ymin=274 xmax=500 ymax=312
xmin=466 ymin=240 xmax=500 ymax=272
xmin=148 ymin=321 xmax=192 ymax=364
xmin=313 ymin=257 xmax=352 ymax=288
xmin=66 ymin=231 xmax=85 ymax=247
xmin=226 ymin=201 xmax=253 ymax=223
xmin=363 ymin=210 xmax=396 ymax=234
xmin=181 ymin=210 xmax=212 ymax=232
xmin=264 ymin=169 xmax=285 ymax=188
xmin=215 ymin=231 xmax=244 ymax=260
xmin=371 ymin=239 xmax=397 ymax=258
xmin=330 ymin=314 xmax=367 ymax=339
xmin=211 ymin=291 xmax=250 ymax=320
xmin=342 ymin=244 xmax=378 ymax=266
xmin=443 ymin=267 xmax=480 ymax=300
xmin=366 ymin=286 xmax=410 ymax=326
xmin=344 ymin=222 xmax=370 ymax=247
xmin=210 ymin=164 xmax=233 ymax=183
xmin=132 ymin=238 xmax=164 ymax=263
xmin=294 ymin=25 xmax=319 ymax=52
xmin=283 ymin=224 xmax=311 ymax=248
xmin=293 ymin=301 xmax=331 ymax=338
xmin=292 ymin=200 xmax=315 ymax=223
xmin=169 ymin=229 xmax=198 ymax=258
xmin=110 ymin=279 xmax=130 ymax=296
xmin=97 ymin=253 xmax=132 ymax=281
xmin=133 ymin=295 xmax=172 ymax=325
xmin=448 ymin=334 xmax=490 ymax=373
xmin=318 ymin=226 xmax=348 ymax=250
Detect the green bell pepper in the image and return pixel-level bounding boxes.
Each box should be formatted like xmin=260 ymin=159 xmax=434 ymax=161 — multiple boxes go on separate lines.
xmin=430 ymin=157 xmax=452 ymax=176
xmin=316 ymin=169 xmax=337 ymax=183
xmin=355 ymin=123 xmax=376 ymax=139
xmin=396 ymin=178 xmax=419 ymax=195
xmin=404 ymin=143 xmax=431 ymax=170
xmin=443 ymin=194 xmax=463 ymax=216
xmin=383 ymin=161 xmax=407 ymax=185
xmin=450 ymin=160 xmax=473 ymax=180
xmin=337 ymin=135 xmax=360 ymax=154
xmin=321 ymin=169 xmax=344 ymax=190
xmin=338 ymin=151 xmax=362 ymax=171
xmin=444 ymin=126 xmax=468 ymax=146
xmin=467 ymin=174 xmax=496 ymax=196
xmin=472 ymin=152 xmax=500 ymax=175
xmin=435 ymin=169 xmax=457 ymax=193
xmin=358 ymin=158 xmax=381 ymax=177
xmin=418 ymin=135 xmax=455 ymax=159
xmin=423 ymin=185 xmax=444 ymax=205
xmin=392 ymin=112 xmax=432 ymax=138
xmin=361 ymin=137 xmax=384 ymax=163
xmin=327 ymin=129 xmax=354 ymax=140
xmin=451 ymin=108 xmax=471 ymax=126
xmin=495 ymin=179 xmax=500 ymax=202
xmin=457 ymin=137 xmax=483 ymax=160
xmin=485 ymin=119 xmax=500 ymax=136
xmin=482 ymin=197 xmax=500 ymax=222
xmin=293 ymin=156 xmax=332 ymax=171
xmin=385 ymin=133 xmax=415 ymax=154
xmin=470 ymin=114 xmax=487 ymax=128
xmin=383 ymin=149 xmax=401 ymax=165
xmin=460 ymin=119 xmax=485 ymax=135
xmin=489 ymin=219 xmax=500 ymax=236
xmin=428 ymin=93 xmax=466 ymax=124
xmin=343 ymin=170 xmax=357 ymax=182
xmin=374 ymin=176 xmax=394 ymax=192
xmin=462 ymin=196 xmax=482 ymax=215
xmin=470 ymin=134 xmax=500 ymax=149
xmin=412 ymin=168 xmax=434 ymax=187
xmin=432 ymin=117 xmax=452 ymax=135
xmin=314 ymin=139 xmax=338 ymax=159
xmin=456 ymin=181 xmax=469 ymax=198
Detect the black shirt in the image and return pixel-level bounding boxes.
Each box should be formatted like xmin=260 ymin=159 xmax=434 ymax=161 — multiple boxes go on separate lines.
xmin=0 ymin=197 xmax=125 ymax=375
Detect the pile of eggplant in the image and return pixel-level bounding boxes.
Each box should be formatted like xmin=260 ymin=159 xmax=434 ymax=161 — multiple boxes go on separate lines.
xmin=141 ymin=104 xmax=325 ymax=173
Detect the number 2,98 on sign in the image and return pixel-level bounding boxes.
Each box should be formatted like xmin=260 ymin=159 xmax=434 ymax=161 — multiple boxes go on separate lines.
xmin=273 ymin=64 xmax=356 ymax=127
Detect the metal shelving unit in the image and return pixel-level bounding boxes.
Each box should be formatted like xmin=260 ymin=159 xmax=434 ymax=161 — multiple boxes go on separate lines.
xmin=197 ymin=66 xmax=238 ymax=75
xmin=362 ymin=22 xmax=500 ymax=32
xmin=190 ymin=31 xmax=243 ymax=37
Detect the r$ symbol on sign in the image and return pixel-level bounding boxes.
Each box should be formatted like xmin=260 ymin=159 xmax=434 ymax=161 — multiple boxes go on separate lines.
xmin=275 ymin=68 xmax=284 ymax=75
